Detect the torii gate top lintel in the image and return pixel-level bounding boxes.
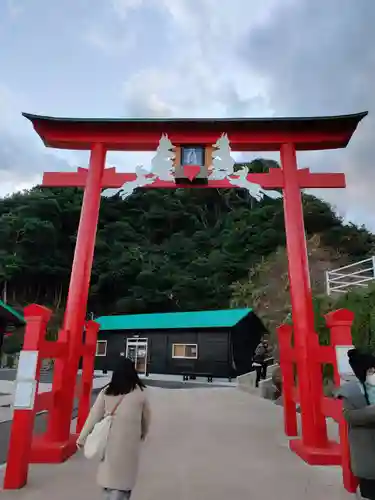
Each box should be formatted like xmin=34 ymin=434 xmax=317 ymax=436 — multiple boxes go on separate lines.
xmin=22 ymin=111 xmax=368 ymax=152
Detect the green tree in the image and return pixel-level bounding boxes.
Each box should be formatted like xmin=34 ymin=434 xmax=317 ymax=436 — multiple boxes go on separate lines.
xmin=0 ymin=158 xmax=374 ymax=338
xmin=313 ymin=285 xmax=375 ymax=351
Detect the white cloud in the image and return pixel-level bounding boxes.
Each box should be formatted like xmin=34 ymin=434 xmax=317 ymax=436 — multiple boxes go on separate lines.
xmin=114 ymin=0 xmax=375 ymax=230
xmin=0 ymin=0 xmax=374 ymax=231
xmin=112 ymin=0 xmax=145 ymax=19
xmin=6 ymin=0 xmax=24 ymax=18
xmin=0 ymin=85 xmax=75 ymax=196
xmin=0 ymin=85 xmax=28 ymax=132
xmin=237 ymin=0 xmax=375 ymax=227
xmin=121 ymin=63 xmax=271 ymax=119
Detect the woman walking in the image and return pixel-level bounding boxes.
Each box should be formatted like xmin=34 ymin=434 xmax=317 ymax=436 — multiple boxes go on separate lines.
xmin=337 ymin=349 xmax=375 ymax=499
xmin=77 ymin=358 xmax=151 ymax=500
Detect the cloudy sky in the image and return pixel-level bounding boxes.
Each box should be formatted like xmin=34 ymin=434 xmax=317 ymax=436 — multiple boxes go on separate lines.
xmin=0 ymin=0 xmax=374 ymax=228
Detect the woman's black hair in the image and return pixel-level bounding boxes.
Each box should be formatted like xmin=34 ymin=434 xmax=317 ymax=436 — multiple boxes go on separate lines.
xmin=105 ymin=357 xmax=146 ymax=396
xmin=348 ymin=348 xmax=375 ymax=405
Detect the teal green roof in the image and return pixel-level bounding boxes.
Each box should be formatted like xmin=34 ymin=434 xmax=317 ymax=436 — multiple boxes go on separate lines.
xmin=0 ymin=300 xmax=25 ymax=326
xmin=96 ymin=308 xmax=252 ymax=332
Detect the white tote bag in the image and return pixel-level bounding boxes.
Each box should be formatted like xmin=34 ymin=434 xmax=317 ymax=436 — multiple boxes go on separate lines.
xmin=84 ymin=396 xmax=124 ymax=461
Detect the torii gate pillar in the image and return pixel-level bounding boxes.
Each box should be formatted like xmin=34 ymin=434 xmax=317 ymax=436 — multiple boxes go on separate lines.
xmin=281 ymin=143 xmax=328 ymax=452
xmin=46 ymin=143 xmax=106 ymax=442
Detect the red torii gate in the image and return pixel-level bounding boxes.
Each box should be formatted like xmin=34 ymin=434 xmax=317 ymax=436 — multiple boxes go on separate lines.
xmin=16 ymin=112 xmax=367 ymax=466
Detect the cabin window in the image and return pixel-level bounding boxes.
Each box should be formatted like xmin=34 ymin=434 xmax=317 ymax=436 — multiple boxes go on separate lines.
xmin=96 ymin=340 xmax=107 ymax=357
xmin=172 ymin=344 xmax=198 ymax=359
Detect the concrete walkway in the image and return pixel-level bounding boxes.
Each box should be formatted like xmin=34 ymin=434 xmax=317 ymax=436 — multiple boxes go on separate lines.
xmin=0 ymin=388 xmax=353 ymax=499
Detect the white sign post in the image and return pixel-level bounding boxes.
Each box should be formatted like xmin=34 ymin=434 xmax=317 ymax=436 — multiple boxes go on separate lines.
xmin=13 ymin=350 xmax=39 ymax=410
xmin=13 ymin=381 xmax=37 ymax=409
xmin=335 ymin=345 xmax=356 ymax=384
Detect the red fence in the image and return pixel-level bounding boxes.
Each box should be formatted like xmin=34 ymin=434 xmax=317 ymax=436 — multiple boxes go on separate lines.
xmin=3 ymin=304 xmax=99 ymax=490
xmin=277 ymin=308 xmax=358 ymax=494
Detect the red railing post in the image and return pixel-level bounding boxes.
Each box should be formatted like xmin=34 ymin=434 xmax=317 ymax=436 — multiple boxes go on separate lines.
xmin=311 ymin=329 xmax=331 ymax=448
xmin=60 ymin=143 xmax=106 ymax=442
xmin=3 ymin=304 xmax=52 ymax=490
xmin=44 ymin=326 xmax=69 ymax=441
xmin=325 ymin=308 xmax=358 ymax=494
xmin=76 ymin=320 xmax=99 ymax=434
xmin=28 ymin=322 xmax=74 ymax=463
xmin=277 ymin=324 xmax=298 ymax=437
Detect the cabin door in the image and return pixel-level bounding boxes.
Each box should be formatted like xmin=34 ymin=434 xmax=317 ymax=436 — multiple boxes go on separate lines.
xmin=126 ymin=338 xmax=148 ymax=375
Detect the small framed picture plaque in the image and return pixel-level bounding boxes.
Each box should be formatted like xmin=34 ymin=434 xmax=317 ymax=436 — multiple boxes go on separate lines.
xmin=181 ymin=146 xmax=205 ymax=166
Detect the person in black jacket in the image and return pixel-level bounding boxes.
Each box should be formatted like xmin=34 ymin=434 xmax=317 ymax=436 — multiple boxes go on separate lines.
xmin=336 ymin=349 xmax=375 ymax=499
xmin=253 ymin=338 xmax=269 ymax=388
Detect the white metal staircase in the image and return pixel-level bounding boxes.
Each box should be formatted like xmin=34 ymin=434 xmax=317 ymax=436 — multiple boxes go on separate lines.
xmin=326 ymin=257 xmax=375 ymax=295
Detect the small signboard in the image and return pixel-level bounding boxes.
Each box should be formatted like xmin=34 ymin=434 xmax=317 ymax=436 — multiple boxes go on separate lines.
xmin=16 ymin=351 xmax=38 ymax=381
xmin=336 ymin=345 xmax=356 ymax=383
xmin=12 ymin=350 xmax=39 ymax=409
xmin=13 ymin=381 xmax=37 ymax=409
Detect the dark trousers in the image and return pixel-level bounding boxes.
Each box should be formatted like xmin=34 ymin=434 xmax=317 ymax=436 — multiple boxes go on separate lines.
xmin=359 ymin=478 xmax=375 ymax=499
xmin=255 ymin=363 xmax=267 ymax=387
xmin=103 ymin=489 xmax=131 ymax=499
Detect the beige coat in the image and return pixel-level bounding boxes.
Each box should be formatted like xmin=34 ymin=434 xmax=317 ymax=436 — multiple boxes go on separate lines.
xmin=77 ymin=387 xmax=151 ymax=491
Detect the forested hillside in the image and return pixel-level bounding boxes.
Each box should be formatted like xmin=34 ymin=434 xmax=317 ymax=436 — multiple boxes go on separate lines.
xmin=0 ymin=160 xmax=374 ymax=331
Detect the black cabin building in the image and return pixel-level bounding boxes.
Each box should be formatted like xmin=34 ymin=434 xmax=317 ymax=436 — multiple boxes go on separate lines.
xmin=94 ymin=308 xmax=268 ymax=379
xmin=0 ymin=299 xmax=25 ymax=363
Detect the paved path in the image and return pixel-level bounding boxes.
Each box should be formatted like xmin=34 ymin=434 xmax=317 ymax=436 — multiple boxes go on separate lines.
xmin=0 ymin=388 xmax=353 ymax=499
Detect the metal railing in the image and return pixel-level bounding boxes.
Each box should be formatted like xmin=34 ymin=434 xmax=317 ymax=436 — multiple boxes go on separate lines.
xmin=326 ymin=256 xmax=375 ymax=295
